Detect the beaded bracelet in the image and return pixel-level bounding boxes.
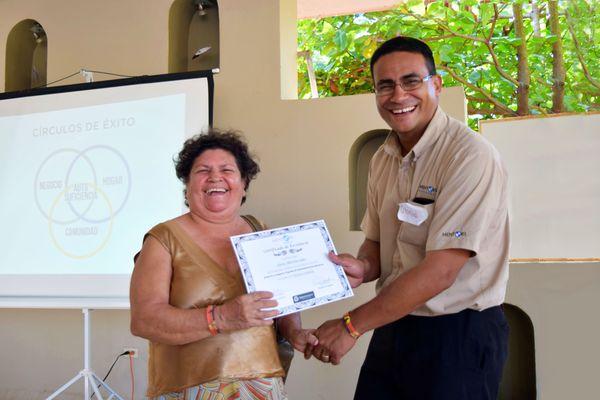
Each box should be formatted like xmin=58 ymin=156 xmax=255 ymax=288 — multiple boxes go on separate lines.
xmin=343 ymin=311 xmax=360 ymax=339
xmin=206 ymin=305 xmax=219 ymax=336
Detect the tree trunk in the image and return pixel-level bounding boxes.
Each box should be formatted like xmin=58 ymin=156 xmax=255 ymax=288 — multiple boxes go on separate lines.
xmin=513 ymin=3 xmax=530 ymax=115
xmin=548 ymin=0 xmax=565 ymax=113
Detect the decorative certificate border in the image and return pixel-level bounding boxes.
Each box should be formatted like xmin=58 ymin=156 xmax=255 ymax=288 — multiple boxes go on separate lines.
xmin=230 ymin=219 xmax=353 ymax=316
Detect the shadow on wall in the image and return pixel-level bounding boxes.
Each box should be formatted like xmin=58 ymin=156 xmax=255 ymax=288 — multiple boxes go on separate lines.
xmin=5 ymin=19 xmax=47 ymax=91
xmin=169 ymin=0 xmax=219 ymax=73
xmin=499 ymin=303 xmax=537 ymax=400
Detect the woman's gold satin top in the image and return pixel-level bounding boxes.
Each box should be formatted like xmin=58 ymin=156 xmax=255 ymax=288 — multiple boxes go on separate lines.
xmin=143 ymin=221 xmax=283 ymax=397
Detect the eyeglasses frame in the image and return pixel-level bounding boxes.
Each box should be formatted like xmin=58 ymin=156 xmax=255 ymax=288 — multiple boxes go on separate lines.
xmin=374 ymin=74 xmax=436 ymax=96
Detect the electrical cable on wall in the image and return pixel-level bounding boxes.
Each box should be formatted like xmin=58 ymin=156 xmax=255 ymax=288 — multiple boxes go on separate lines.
xmin=35 ymin=71 xmax=80 ymax=89
xmin=129 ymin=352 xmax=135 ymax=400
xmin=89 ymin=350 xmax=132 ymax=400
xmin=32 ymin=69 xmax=134 ymax=89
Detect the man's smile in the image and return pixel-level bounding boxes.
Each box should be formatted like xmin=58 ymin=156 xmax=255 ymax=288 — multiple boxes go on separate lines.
xmin=391 ymin=105 xmax=417 ymax=115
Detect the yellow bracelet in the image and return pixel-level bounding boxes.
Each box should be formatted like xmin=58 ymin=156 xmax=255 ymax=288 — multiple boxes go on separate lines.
xmin=343 ymin=312 xmax=360 ymax=339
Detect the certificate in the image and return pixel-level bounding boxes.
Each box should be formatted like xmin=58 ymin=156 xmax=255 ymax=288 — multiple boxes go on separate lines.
xmin=230 ymin=220 xmax=353 ymax=316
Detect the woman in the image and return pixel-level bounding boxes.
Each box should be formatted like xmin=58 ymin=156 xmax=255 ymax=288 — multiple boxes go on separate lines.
xmin=130 ymin=129 xmax=317 ymax=399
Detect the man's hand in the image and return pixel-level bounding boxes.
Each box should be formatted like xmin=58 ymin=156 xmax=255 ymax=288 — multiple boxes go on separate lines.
xmin=312 ymin=318 xmax=357 ymax=365
xmin=329 ymin=252 xmax=366 ymax=288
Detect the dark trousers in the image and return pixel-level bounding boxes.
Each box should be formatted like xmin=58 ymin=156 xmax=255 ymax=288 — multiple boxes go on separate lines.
xmin=354 ymin=306 xmax=509 ymax=400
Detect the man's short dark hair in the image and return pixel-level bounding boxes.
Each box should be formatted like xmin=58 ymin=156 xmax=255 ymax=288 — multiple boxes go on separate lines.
xmin=370 ymin=36 xmax=437 ymax=77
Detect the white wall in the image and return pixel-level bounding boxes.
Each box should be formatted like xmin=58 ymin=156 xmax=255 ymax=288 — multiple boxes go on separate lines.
xmin=506 ymin=262 xmax=600 ymax=399
xmin=483 ymin=114 xmax=600 ymax=399
xmin=481 ymin=113 xmax=600 ymax=259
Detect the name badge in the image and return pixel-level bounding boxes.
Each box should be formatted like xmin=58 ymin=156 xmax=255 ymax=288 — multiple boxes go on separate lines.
xmin=397 ymin=202 xmax=428 ymax=226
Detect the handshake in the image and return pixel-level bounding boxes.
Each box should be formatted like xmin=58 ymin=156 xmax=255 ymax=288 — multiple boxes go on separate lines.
xmin=277 ymin=252 xmax=366 ymax=366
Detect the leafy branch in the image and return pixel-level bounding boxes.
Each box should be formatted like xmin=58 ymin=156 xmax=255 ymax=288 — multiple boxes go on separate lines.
xmin=297 ymin=0 xmax=599 ymax=129
xmin=403 ymin=5 xmax=518 ymax=86
xmin=564 ymin=10 xmax=600 ymax=91
xmin=440 ymin=65 xmax=515 ymax=116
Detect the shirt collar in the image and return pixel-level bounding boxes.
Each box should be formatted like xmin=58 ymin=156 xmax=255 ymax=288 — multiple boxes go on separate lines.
xmin=382 ymin=106 xmax=447 ymax=161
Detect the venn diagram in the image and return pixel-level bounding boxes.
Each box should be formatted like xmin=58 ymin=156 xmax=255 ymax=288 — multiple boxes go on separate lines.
xmin=34 ymin=145 xmax=131 ymax=259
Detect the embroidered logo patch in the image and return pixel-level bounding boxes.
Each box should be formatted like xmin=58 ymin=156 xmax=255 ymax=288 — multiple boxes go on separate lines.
xmin=416 ymin=184 xmax=438 ymax=202
xmin=418 ymin=184 xmax=438 ymax=194
xmin=442 ymin=230 xmax=467 ymax=238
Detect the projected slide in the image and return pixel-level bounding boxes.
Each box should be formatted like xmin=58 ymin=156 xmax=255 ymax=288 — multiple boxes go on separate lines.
xmin=0 ymin=94 xmax=185 ymax=275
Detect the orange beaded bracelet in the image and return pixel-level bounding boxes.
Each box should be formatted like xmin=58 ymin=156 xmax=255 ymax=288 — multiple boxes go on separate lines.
xmin=343 ymin=311 xmax=360 ymax=339
xmin=206 ymin=305 xmax=219 ymax=336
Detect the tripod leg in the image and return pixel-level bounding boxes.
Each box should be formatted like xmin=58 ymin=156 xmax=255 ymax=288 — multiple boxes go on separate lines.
xmin=87 ymin=373 xmax=106 ymax=400
xmin=45 ymin=310 xmax=127 ymax=400
xmin=91 ymin=372 xmax=126 ymax=400
xmin=45 ymin=372 xmax=84 ymax=400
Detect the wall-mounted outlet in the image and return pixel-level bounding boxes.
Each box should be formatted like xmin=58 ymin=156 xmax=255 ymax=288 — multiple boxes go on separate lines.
xmin=123 ymin=347 xmax=138 ymax=358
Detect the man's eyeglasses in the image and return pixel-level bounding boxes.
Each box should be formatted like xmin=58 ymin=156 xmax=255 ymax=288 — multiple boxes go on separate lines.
xmin=374 ymin=74 xmax=435 ymax=96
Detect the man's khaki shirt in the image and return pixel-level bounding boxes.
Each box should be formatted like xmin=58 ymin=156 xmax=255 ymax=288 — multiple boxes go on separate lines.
xmin=361 ymin=107 xmax=509 ymax=316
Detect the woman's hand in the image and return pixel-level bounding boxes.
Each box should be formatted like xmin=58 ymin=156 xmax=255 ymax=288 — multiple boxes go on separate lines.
xmin=214 ymin=291 xmax=279 ymax=332
xmin=284 ymin=327 xmax=319 ymax=359
xmin=276 ymin=313 xmax=318 ymax=359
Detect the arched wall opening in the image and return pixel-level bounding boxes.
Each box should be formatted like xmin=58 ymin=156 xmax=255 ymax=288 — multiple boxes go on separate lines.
xmin=169 ymin=0 xmax=219 ymax=73
xmin=348 ymin=129 xmax=388 ymax=230
xmin=499 ymin=303 xmax=537 ymax=400
xmin=5 ymin=19 xmax=47 ymax=92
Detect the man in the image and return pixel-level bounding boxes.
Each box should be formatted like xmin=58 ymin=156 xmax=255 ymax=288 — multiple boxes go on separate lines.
xmin=312 ymin=36 xmax=510 ymax=399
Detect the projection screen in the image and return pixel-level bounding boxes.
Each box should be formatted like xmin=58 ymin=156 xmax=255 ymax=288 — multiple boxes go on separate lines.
xmin=0 ymin=71 xmax=213 ymax=306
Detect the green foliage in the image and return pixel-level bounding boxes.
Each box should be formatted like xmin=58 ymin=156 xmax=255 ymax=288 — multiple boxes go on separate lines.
xmin=297 ymin=0 xmax=600 ymax=130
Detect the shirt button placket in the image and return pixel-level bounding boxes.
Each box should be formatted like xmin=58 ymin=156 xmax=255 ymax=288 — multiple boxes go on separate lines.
xmin=399 ymin=156 xmax=412 ymax=202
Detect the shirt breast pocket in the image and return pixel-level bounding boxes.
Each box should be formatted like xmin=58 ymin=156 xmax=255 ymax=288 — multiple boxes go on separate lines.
xmin=398 ymin=203 xmax=435 ymax=246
